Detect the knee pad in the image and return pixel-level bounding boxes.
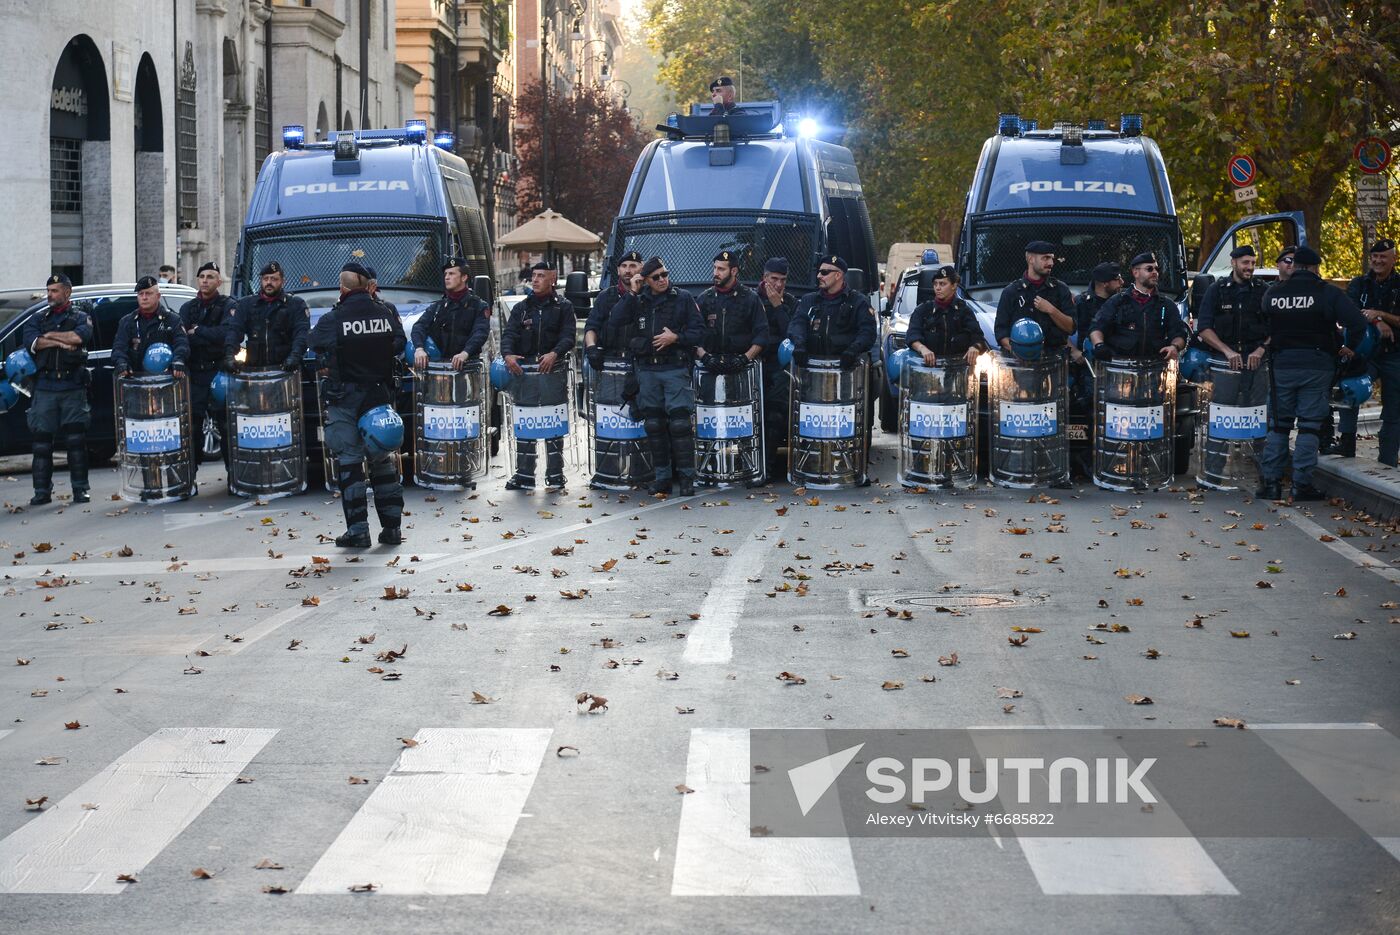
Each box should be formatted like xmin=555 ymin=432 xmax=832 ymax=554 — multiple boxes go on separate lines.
xmin=668 ymin=415 xmax=691 ymax=438
xmin=1296 ymin=425 xmax=1321 ymax=437
xmin=32 ymin=433 xmax=55 ymax=450
xmin=644 ymin=416 xmax=665 ymax=435
xmin=1269 ymin=420 xmax=1294 ymax=435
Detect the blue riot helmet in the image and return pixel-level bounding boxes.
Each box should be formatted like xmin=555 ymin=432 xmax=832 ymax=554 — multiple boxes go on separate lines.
xmin=1009 ymin=318 xmax=1044 ymax=361
xmin=777 ymin=338 xmax=795 ymax=366
xmin=424 ymin=337 xmax=444 ymax=361
xmin=1179 ymin=347 xmax=1211 ymax=383
xmin=885 ymin=347 xmax=916 ymax=383
xmin=143 ymin=343 xmax=173 ymax=373
xmin=209 ymin=371 xmax=231 ymax=406
xmin=403 ymin=337 xmax=416 ymax=364
xmin=357 ymin=404 xmax=404 ymax=455
xmin=1339 ymin=374 xmax=1374 ymax=408
xmin=0 ymin=381 xmax=18 ymax=413
xmin=5 ymin=349 xmax=36 ymax=383
xmin=1345 ymin=324 xmax=1380 ymax=361
xmin=489 ymin=355 xmax=509 ymax=390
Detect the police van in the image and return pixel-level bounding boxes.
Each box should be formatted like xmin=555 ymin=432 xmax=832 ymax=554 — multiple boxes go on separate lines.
xmin=234 ymin=120 xmax=498 ymax=478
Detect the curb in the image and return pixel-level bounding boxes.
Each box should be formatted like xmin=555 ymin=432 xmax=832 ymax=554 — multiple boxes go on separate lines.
xmin=1314 ymin=455 xmax=1400 ymax=520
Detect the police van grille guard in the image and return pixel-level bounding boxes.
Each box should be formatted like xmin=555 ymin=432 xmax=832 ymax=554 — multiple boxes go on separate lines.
xmin=237 ymin=216 xmax=446 ymax=297
xmin=966 ymin=208 xmax=1186 ymax=296
xmin=613 ymin=210 xmax=820 ymax=291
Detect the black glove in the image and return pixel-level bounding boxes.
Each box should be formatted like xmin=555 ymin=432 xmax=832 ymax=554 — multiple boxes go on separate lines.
xmin=172 ymin=363 xmax=186 ymax=376
xmin=281 ymin=356 xmax=300 ymax=373
xmin=1092 ymin=344 xmax=1112 ymax=362
xmin=222 ymin=353 xmax=239 ymax=373
xmin=703 ymin=353 xmax=723 ymax=373
xmin=792 ymin=351 xmax=809 ymax=367
xmin=728 ymin=354 xmax=751 ymax=374
xmin=839 ymin=351 xmax=859 ymax=370
xmin=585 ymin=346 xmax=605 ymax=371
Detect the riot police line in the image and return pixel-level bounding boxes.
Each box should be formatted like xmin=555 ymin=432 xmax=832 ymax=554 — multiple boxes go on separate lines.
xmin=3 ymin=240 xmax=1389 ymax=542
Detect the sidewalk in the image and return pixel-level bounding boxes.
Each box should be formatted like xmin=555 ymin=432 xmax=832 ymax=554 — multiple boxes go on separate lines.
xmin=1314 ymin=407 xmax=1400 ymax=519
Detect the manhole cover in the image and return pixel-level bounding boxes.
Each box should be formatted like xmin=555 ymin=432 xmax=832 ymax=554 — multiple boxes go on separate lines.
xmin=896 ymin=594 xmax=1019 ymax=609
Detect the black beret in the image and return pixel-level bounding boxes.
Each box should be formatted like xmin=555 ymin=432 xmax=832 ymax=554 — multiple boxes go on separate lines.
xmin=341 ymin=261 xmax=371 ymax=278
xmin=816 ymin=254 xmax=848 ymax=272
xmin=1024 ymin=240 xmax=1057 ymax=255
xmin=618 ymin=250 xmax=643 ymax=265
xmin=709 ymin=76 xmax=734 ymax=92
xmin=441 ymin=257 xmax=469 ymax=273
xmin=197 ymin=261 xmax=220 ymax=275
xmin=1090 ymin=262 xmax=1122 ymax=283
xmin=1229 ymin=245 xmax=1256 ymax=259
xmin=763 ymin=256 xmax=789 ymax=275
xmin=1292 ymin=245 xmax=1322 ymax=266
xmin=1276 ymin=245 xmax=1298 ymax=263
xmin=46 ymin=273 xmax=72 ymax=287
xmin=530 ymin=261 xmax=554 ymax=273
xmin=1130 ymin=252 xmax=1158 ymax=267
xmin=930 ymin=265 xmax=958 ymax=283
xmin=714 ymin=249 xmax=740 ymax=265
xmin=135 ymin=276 xmax=159 ymax=292
xmin=363 ymin=266 xmax=378 ymax=281
xmin=641 ymin=256 xmax=665 ymax=277
xmin=258 ymin=261 xmax=283 ymax=277
xmin=1371 ymin=238 xmax=1397 ymax=254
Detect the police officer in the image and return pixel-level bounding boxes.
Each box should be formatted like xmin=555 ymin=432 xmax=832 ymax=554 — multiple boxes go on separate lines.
xmin=788 ymin=255 xmax=876 ymax=368
xmin=609 ymin=256 xmax=704 ymax=495
xmin=1088 ymin=253 xmax=1188 ymax=362
xmin=178 ymin=261 xmax=236 ymax=478
xmin=758 ymin=257 xmax=797 ymax=479
xmin=21 ymin=274 xmax=93 ymax=505
xmin=308 ymin=262 xmax=407 ymax=547
xmin=501 ymin=262 xmax=577 ymax=493
xmin=1257 ymin=245 xmax=1369 ymax=501
xmin=225 ymin=261 xmax=309 ymax=373
xmin=1335 ymin=239 xmax=1400 ymax=462
xmin=994 ymin=241 xmax=1077 ymax=359
xmin=1195 ymin=245 xmax=1270 ymax=370
xmin=411 ymin=258 xmax=490 ymax=370
xmin=1275 ymin=245 xmax=1298 ymax=282
xmin=1074 ymin=262 xmax=1123 ymax=348
xmin=364 ymin=266 xmax=396 ymax=315
xmin=583 ymin=250 xmax=643 ymax=371
xmin=708 ymin=76 xmax=737 ymax=116
xmin=697 ymin=249 xmax=768 ymax=373
xmin=113 ymin=277 xmax=191 ymax=378
xmin=905 ymin=265 xmax=985 ymax=367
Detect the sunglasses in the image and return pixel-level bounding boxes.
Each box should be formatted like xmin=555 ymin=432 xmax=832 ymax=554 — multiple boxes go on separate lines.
xmin=1278 ymin=257 xmax=1295 ymax=265
xmin=1140 ymin=265 xmax=1159 ymax=272
xmin=817 ymin=268 xmax=840 ymax=276
xmin=649 ymin=271 xmax=669 ymax=281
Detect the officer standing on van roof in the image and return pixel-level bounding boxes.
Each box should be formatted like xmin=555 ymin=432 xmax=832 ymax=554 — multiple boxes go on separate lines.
xmin=1073 ymin=262 xmax=1123 ymax=348
xmin=113 ymin=277 xmax=190 ymax=378
xmin=1195 ymin=246 xmax=1270 ymax=371
xmin=178 ymin=262 xmax=236 ymax=479
xmin=609 ymin=256 xmax=705 ymax=496
xmin=994 ymin=241 xmax=1076 ymax=358
xmin=1088 ymin=252 xmax=1187 ymax=361
xmin=412 ymin=258 xmax=490 ymax=370
xmin=905 ymin=266 xmax=985 ymax=367
xmin=758 ymin=257 xmax=797 ymax=479
xmin=1256 ymin=245 xmax=1370 ymax=502
xmin=224 ymin=261 xmax=309 ymax=373
xmin=709 ymin=76 xmax=737 ymax=116
xmin=501 ymin=262 xmax=577 ymax=493
xmin=20 ymin=274 xmax=93 ymax=505
xmin=697 ymin=250 xmax=768 ymax=373
xmin=584 ymin=250 xmax=644 ymax=372
xmin=308 ymin=262 xmax=407 ymax=547
xmin=787 ymin=255 xmax=876 ymax=367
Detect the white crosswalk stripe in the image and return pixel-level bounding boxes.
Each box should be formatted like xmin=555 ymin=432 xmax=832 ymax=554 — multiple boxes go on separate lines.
xmin=0 ymin=727 xmax=277 ymax=894
xmin=295 ymin=728 xmax=552 ymax=895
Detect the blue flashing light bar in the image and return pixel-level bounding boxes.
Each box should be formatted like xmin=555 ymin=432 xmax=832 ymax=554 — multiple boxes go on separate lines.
xmin=1019 ymin=118 xmax=1038 ymax=133
xmin=433 ymin=131 xmax=455 ymax=151
xmin=1086 ymin=118 xmax=1108 ymax=131
xmin=282 ymin=125 xmax=305 ymax=150
xmin=405 ymin=119 xmax=428 ymax=144
xmin=1119 ymin=113 xmax=1143 ymax=136
xmin=997 ymin=113 xmax=1020 ymax=137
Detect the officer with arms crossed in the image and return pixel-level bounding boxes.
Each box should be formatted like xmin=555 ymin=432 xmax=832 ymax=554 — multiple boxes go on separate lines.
xmin=1088 ymin=252 xmax=1188 ymax=362
xmin=21 ymin=274 xmax=93 ymax=505
xmin=1334 ymin=238 xmax=1400 ymax=462
xmin=1256 ymin=245 xmax=1369 ymax=502
xmin=501 ymin=262 xmax=576 ymax=493
xmin=179 ymin=261 xmax=236 ymax=478
xmin=995 ymin=241 xmax=1078 ymax=361
xmin=905 ymin=265 xmax=986 ymax=368
xmin=225 ymin=261 xmax=309 ymax=373
xmin=609 ymin=256 xmax=704 ymax=495
xmin=758 ymin=257 xmax=798 ymax=479
xmin=412 ymin=258 xmax=490 ymax=370
xmin=309 ymin=262 xmax=407 ymax=547
xmin=583 ymin=250 xmax=644 ymax=372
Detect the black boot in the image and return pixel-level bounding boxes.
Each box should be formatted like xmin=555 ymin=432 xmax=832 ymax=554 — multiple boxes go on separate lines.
xmin=645 ymin=415 xmax=671 ymax=494
xmin=1334 ymin=433 xmax=1356 ymax=458
xmin=65 ymin=433 xmax=89 ymax=503
xmin=1255 ymin=479 xmax=1282 ymax=500
xmin=336 ymin=461 xmax=371 ymax=547
xmin=369 ymin=461 xmax=404 ymax=545
xmin=544 ymin=437 xmax=566 ymax=492
xmin=668 ymin=415 xmax=695 ymax=496
xmin=30 ymin=437 xmax=54 ymax=505
xmin=508 ymin=440 xmax=537 ymax=490
xmin=1291 ymin=483 xmax=1326 ymax=501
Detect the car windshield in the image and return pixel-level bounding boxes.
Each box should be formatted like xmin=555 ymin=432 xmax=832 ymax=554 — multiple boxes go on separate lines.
xmin=239 ymin=218 xmax=445 ymax=296
xmin=967 ymin=220 xmax=1184 ymax=296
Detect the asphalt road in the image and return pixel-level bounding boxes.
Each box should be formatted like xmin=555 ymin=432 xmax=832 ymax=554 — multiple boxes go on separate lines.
xmin=1 ymin=438 xmax=1398 ymax=935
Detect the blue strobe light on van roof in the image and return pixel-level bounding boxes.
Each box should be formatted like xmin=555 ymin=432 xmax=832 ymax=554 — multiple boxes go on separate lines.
xmin=1119 ymin=113 xmax=1143 ymax=136
xmin=433 ymin=131 xmax=455 ymax=151
xmin=1086 ymin=118 xmax=1108 ymax=131
xmin=998 ymin=113 xmax=1020 ymax=137
xmin=1019 ymin=118 xmax=1039 ymax=133
xmin=282 ymin=125 xmax=305 ymax=150
xmin=405 ymin=119 xmax=428 ymax=144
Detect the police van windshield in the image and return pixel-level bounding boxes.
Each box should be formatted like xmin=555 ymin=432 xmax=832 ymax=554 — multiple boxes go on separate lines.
xmin=238 ymin=217 xmax=445 ymax=297
xmin=967 ymin=221 xmax=1184 ymax=296
xmin=612 ymin=210 xmax=820 ymax=292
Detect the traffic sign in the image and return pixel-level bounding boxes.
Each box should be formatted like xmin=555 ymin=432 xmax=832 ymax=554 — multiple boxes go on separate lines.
xmin=1227 ymin=154 xmax=1257 ymax=188
xmin=1357 ymin=175 xmax=1389 ymax=224
xmin=1354 ymin=137 xmax=1392 ymax=175
xmin=1233 ymin=184 xmax=1259 ymax=204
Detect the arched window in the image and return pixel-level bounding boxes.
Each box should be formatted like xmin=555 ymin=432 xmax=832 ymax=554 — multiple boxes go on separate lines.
xmin=254 ymin=68 xmax=270 ymax=167
xmin=315 ymin=101 xmax=329 ymax=141
xmin=222 ymin=37 xmax=242 ymax=105
xmin=176 ymin=42 xmax=198 ymax=228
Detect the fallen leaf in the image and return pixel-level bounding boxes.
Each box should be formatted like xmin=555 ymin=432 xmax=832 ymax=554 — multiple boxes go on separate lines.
xmin=262 ymin=884 xmax=290 ymax=894
xmin=191 ymin=867 xmax=215 ymax=879
xmin=776 ymin=671 xmax=807 ymax=685
xmin=487 ymin=604 xmax=514 ymax=616
xmin=1007 ymin=634 xmax=1029 ymax=647
xmin=881 ymin=680 xmax=905 ymax=691
xmin=676 ymin=784 xmax=695 ymax=794
xmin=1333 ymin=631 xmax=1358 ymax=640
xmin=398 ymin=737 xmax=419 ymax=748
xmin=254 ymin=858 xmax=284 ymax=870
xmin=347 ymin=776 xmax=369 ymax=785
xmin=1229 ymin=630 xmax=1251 ymax=638
xmin=115 ymin=873 xmax=138 ymax=883
xmin=1124 ymin=694 xmax=1154 ymax=705
xmin=890 ymin=648 xmax=910 ymax=658
xmin=1010 ymin=626 xmax=1042 ymax=633
xmin=301 ymin=596 xmax=321 ymax=607
xmin=556 ymin=745 xmax=580 ymax=757
xmin=1213 ymin=717 xmax=1247 ymax=730
xmin=35 ymin=756 xmax=64 ymax=766
xmin=576 ymin=692 xmax=609 ymax=713
xmin=937 ymin=652 xmax=959 ymax=667
xmin=347 ymin=883 xmax=378 ymax=893
xmin=64 ymin=720 xmax=82 ymax=730
xmin=995 ymin=687 xmax=1023 ymax=699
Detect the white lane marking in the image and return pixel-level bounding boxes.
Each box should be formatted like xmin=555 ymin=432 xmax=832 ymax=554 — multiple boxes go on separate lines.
xmin=968 ymin=730 xmax=1236 ymax=896
xmin=0 ymin=727 xmax=277 ymax=894
xmin=685 ymin=518 xmax=789 ymax=664
xmin=197 ymin=605 xmax=314 ymax=656
xmin=1253 ymin=722 xmax=1400 ymax=862
xmin=296 ymin=728 xmax=551 ymax=895
xmin=671 ymin=728 xmax=860 ymax=896
xmin=163 ymin=499 xmax=269 ymax=529
xmin=6 ymin=553 xmax=447 ymax=579
xmin=1282 ymin=510 xmax=1400 ymax=584
xmin=0 ymin=730 xmax=11 ymax=743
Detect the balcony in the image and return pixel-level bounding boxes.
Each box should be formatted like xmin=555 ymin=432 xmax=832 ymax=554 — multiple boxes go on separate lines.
xmin=456 ymin=1 xmax=509 ymax=69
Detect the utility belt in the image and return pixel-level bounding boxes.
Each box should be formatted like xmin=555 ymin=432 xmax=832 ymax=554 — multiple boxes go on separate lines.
xmin=36 ymin=347 xmax=89 ymax=384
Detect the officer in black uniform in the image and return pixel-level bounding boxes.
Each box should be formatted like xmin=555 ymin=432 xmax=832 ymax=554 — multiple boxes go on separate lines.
xmin=1336 ymin=238 xmax=1400 ymax=462
xmin=224 ymin=261 xmax=309 ymax=372
xmin=583 ymin=250 xmax=643 ymax=371
xmin=308 ymin=262 xmax=407 ymax=547
xmin=1073 ymin=262 xmax=1123 ymax=348
xmin=758 ymin=257 xmax=797 ymax=479
xmin=697 ymin=249 xmax=769 ymax=373
xmin=178 ymin=261 xmax=236 ymax=478
xmin=1257 ymin=245 xmax=1369 ymax=501
xmin=1195 ymin=245 xmax=1269 ymax=370
xmin=788 ymin=255 xmax=877 ymax=367
xmin=609 ymin=256 xmax=705 ymax=495
xmin=501 ymin=262 xmax=577 ymax=492
xmin=20 ymin=274 xmax=93 ymax=505
xmin=708 ymin=76 xmax=738 ymax=116
xmin=411 ymin=258 xmax=490 ymax=370
xmin=905 ymin=265 xmax=985 ymax=367
xmin=994 ymin=241 xmax=1077 ymax=359
xmin=113 ymin=277 xmax=191 ymax=377
xmin=1088 ymin=252 xmax=1188 ymax=362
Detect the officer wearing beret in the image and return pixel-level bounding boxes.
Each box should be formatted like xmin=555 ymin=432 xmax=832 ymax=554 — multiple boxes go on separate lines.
xmin=697 ymin=249 xmax=769 ymax=374
xmin=1335 ymin=239 xmax=1400 ymax=463
xmin=308 ymin=262 xmax=407 ymax=547
xmin=709 ymin=76 xmax=737 ymax=116
xmin=178 ymin=261 xmax=236 ymax=479
xmin=225 ymin=261 xmax=309 ymax=373
xmin=994 ymin=241 xmax=1077 ymax=358
xmin=1275 ymin=245 xmax=1298 ymax=282
xmin=501 ymin=262 xmax=577 ymax=492
xmin=609 ymin=256 xmax=705 ymax=495
xmin=411 ymin=258 xmax=490 ymax=371
xmin=905 ymin=266 xmax=985 ymax=368
xmin=113 ymin=277 xmax=190 ymax=378
xmin=1073 ymin=262 xmax=1123 ymax=348
xmin=787 ymin=255 xmax=876 ymax=368
xmin=1257 ymin=245 xmax=1370 ymax=501
xmin=1089 ymin=252 xmax=1188 ymax=362
xmin=1194 ymin=245 xmax=1270 ymax=372
xmin=20 ymin=274 xmax=93 ymax=505
xmin=584 ymin=250 xmax=644 ymax=372
xmin=758 ymin=257 xmax=798 ymax=478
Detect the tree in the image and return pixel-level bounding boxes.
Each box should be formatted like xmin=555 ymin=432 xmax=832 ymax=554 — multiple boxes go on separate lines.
xmin=513 ymin=81 xmax=652 ymax=236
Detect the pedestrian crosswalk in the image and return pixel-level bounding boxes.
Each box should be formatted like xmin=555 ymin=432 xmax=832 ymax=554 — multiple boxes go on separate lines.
xmin=0 ymin=724 xmax=1395 ymax=897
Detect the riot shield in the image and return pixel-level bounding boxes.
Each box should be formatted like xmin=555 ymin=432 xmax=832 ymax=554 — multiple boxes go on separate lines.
xmin=227 ymin=369 xmax=306 ymax=499
xmin=1197 ymin=358 xmax=1268 ymax=491
xmin=789 ymin=356 xmax=869 ymax=490
xmin=694 ymin=358 xmax=764 ymax=488
xmin=898 ymin=359 xmax=977 ymax=489
xmin=1093 ymin=357 xmax=1177 ymax=492
xmin=987 ymin=353 xmax=1069 ymax=489
xmin=414 ymin=360 xmax=488 ymax=491
xmin=115 ymin=372 xmax=195 ymax=503
xmin=586 ymin=356 xmax=652 ymax=490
